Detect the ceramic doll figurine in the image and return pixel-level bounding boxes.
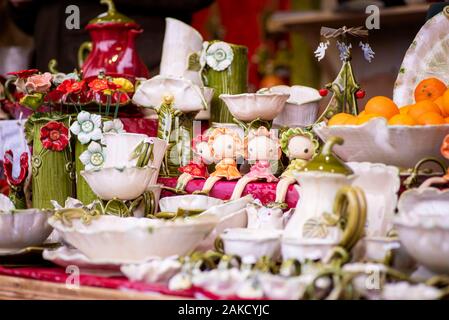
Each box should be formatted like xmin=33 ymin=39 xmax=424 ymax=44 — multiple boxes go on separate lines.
xmin=274 ymin=128 xmax=319 ymax=206
xmin=172 ymin=135 xmax=214 ymax=194
xmin=230 ymin=126 xmax=281 ymax=200
xmin=195 ymin=127 xmax=243 ymax=195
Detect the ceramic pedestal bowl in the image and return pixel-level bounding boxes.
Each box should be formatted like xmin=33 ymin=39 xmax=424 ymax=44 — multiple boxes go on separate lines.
xmin=271 ymin=85 xmax=322 ymax=128
xmin=281 ymin=238 xmax=338 ymax=262
xmin=81 ymin=166 xmax=157 ymax=201
xmin=0 ymin=209 xmax=53 ymax=249
xmin=48 ymin=215 xmax=218 ymax=264
xmin=395 ymin=188 xmax=449 ymax=274
xmin=219 ymin=92 xmax=289 ymax=122
xmin=314 ymin=118 xmax=449 ymax=168
xmin=159 ymin=195 xmax=224 ymax=214
xmin=220 ymin=228 xmax=282 ymax=262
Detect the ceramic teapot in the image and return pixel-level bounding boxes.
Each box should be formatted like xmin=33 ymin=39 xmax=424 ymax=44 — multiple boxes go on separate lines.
xmin=78 ymin=0 xmax=149 ymax=79
xmin=284 ymin=137 xmax=367 ymax=252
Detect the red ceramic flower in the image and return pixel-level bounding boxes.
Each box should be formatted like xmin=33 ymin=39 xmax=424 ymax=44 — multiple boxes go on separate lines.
xmin=56 ymin=79 xmax=76 ymax=94
xmin=88 ymin=79 xmax=109 ymax=92
xmin=7 ymin=69 xmax=38 ymax=79
xmin=3 ymin=150 xmax=29 ymax=186
xmin=67 ymin=80 xmax=86 ymax=94
xmin=40 ymin=121 xmax=69 ymax=151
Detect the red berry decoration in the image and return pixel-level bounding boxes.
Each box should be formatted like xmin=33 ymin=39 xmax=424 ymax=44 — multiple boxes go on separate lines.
xmin=319 ymin=88 xmax=329 ymax=97
xmin=356 ymin=89 xmax=366 ymax=99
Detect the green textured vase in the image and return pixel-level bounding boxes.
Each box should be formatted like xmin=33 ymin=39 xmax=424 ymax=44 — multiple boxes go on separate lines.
xmin=29 ymin=115 xmax=75 ymax=209
xmin=75 ymin=141 xmax=98 ymax=204
xmin=206 ymin=43 xmax=248 ymax=124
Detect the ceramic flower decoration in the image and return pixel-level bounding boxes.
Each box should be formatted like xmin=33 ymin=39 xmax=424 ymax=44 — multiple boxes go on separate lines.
xmin=206 ymin=42 xmax=234 ymax=71
xmin=103 ymin=119 xmax=125 ymax=134
xmin=25 ymin=72 xmax=53 ymax=93
xmin=79 ymin=141 xmax=106 ymax=171
xmin=70 ymin=111 xmax=103 ymax=144
xmin=40 ymin=121 xmax=69 ymax=152
xmin=51 ymin=72 xmax=79 ymax=85
xmin=6 ymin=69 xmax=38 ymax=79
xmin=3 ymin=150 xmax=29 ymax=209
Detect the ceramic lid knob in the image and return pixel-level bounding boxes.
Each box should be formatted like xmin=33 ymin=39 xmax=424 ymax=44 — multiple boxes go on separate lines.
xmin=301 ymin=136 xmax=353 ymax=175
xmin=89 ymin=0 xmax=135 ymax=25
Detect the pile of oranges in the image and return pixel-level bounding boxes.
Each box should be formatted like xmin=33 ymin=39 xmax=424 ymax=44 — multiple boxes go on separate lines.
xmin=328 ymin=77 xmax=449 ymax=126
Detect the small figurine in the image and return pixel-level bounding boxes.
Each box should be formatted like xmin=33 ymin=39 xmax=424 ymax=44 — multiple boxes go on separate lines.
xmin=3 ymin=150 xmax=30 ymax=209
xmin=231 ymin=127 xmax=280 ymax=200
xmin=173 ymin=135 xmax=214 ymax=194
xmin=196 ymin=127 xmax=243 ymax=195
xmin=274 ymin=128 xmax=319 ymax=206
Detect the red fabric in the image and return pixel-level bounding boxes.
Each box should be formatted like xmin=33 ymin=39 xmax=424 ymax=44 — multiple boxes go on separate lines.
xmin=120 ymin=118 xmax=158 ymax=137
xmin=158 ymin=177 xmax=299 ymax=208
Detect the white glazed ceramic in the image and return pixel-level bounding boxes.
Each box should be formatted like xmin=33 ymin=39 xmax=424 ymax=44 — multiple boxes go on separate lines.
xmin=259 ymin=273 xmax=309 ymax=300
xmin=281 ymin=237 xmax=338 ymax=262
xmin=0 ymin=209 xmax=53 ymax=249
xmin=192 ymin=268 xmax=249 ymax=298
xmin=247 ymin=202 xmax=286 ymax=230
xmin=133 ymin=75 xmax=207 ymax=113
xmin=43 ymin=246 xmax=122 ymax=273
xmin=271 ymin=85 xmax=322 ymax=128
xmin=0 ymin=194 xmax=14 ymax=212
xmin=347 ymin=162 xmax=400 ymax=237
xmin=160 ymin=18 xmax=204 ymax=87
xmin=393 ymin=11 xmax=449 ymax=107
xmin=48 ymin=215 xmax=218 ymax=264
xmin=81 ymin=166 xmax=157 ymax=201
xmin=220 ymin=228 xmax=282 ymax=262
xmin=102 ymin=132 xmax=148 ymax=168
xmin=395 ymin=188 xmax=449 ymax=274
xmin=132 ymin=184 xmax=163 ymax=218
xmin=159 ymin=195 xmax=224 ymax=213
xmin=381 ymin=282 xmax=442 ymax=300
xmin=314 ymin=118 xmax=449 ymax=168
xmin=195 ymin=87 xmax=214 ymax=120
xmin=356 ymin=237 xmax=401 ymax=263
xmin=121 ymin=258 xmax=182 ymax=284
xmin=219 ymin=92 xmax=289 ymax=121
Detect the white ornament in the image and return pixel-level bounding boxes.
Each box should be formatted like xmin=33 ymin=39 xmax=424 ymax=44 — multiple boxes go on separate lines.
xmin=337 ymin=41 xmax=352 ymax=61
xmin=205 ymin=41 xmax=234 ymax=71
xmin=70 ymin=111 xmax=103 ymax=144
xmin=314 ymin=41 xmax=330 ymax=62
xmin=359 ymin=42 xmax=375 ymax=63
xmin=79 ymin=141 xmax=106 ymax=171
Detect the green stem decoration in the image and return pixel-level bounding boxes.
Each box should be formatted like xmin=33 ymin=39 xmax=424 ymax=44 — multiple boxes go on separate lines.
xmin=205 ymin=43 xmax=248 ymax=124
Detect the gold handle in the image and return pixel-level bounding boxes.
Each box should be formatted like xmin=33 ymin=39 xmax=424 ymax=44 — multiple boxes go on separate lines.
xmin=214 ymin=236 xmax=224 ymax=254
xmin=78 ymin=41 xmax=93 ymax=68
xmin=334 ymin=186 xmax=367 ymax=250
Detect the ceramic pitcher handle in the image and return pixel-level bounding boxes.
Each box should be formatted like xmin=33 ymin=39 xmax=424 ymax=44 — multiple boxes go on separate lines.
xmin=405 ymin=157 xmax=447 ymax=190
xmin=78 ymin=41 xmax=93 ymax=68
xmin=214 ymin=236 xmax=225 ymax=254
xmin=4 ymin=77 xmax=17 ymax=102
xmin=334 ymin=186 xmax=367 ymax=250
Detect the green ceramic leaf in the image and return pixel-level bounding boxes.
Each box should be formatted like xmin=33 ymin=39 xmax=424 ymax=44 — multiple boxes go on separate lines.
xmin=188 ymin=52 xmax=201 ymax=72
xmin=303 ymin=218 xmax=328 ymax=239
xmin=104 ymin=198 xmax=129 ymax=217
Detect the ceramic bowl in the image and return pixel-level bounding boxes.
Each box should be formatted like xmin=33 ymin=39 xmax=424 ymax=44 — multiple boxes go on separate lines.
xmin=133 ymin=75 xmax=207 ymax=113
xmin=0 ymin=194 xmax=15 ymax=212
xmin=0 ymin=209 xmax=53 ymax=249
xmin=381 ymin=282 xmax=442 ymax=300
xmin=48 ymin=215 xmax=218 ymax=264
xmin=219 ymin=92 xmax=290 ymax=121
xmin=314 ymin=118 xmax=449 ymax=168
xmin=281 ymin=237 xmax=338 ymax=262
xmin=347 ymin=162 xmax=400 ymax=237
xmin=102 ymin=132 xmax=149 ymax=168
xmin=81 ymin=166 xmax=157 ymax=201
xmin=159 ymin=195 xmax=224 ymax=213
xmin=220 ymin=228 xmax=282 ymax=262
xmin=395 ymin=188 xmax=449 ymax=274
xmin=271 ymin=85 xmax=322 ymax=128
xmin=121 ymin=258 xmax=182 ymax=284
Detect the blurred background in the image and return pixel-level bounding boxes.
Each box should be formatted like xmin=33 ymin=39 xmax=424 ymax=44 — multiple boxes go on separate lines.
xmin=0 ymin=0 xmax=445 ymax=105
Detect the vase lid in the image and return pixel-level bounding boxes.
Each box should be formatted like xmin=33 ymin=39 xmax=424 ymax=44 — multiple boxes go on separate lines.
xmin=301 ymin=136 xmax=353 ymax=175
xmin=89 ymin=0 xmax=135 ymax=25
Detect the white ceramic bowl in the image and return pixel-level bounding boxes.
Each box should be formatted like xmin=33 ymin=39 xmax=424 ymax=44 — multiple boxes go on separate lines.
xmin=221 ymin=228 xmax=282 ymax=262
xmin=219 ymin=92 xmax=289 ymax=121
xmin=271 ymin=85 xmax=321 ymax=128
xmin=314 ymin=118 xmax=449 ymax=168
xmin=159 ymin=195 xmax=224 ymax=213
xmin=395 ymin=188 xmax=449 ymax=274
xmin=281 ymin=237 xmax=338 ymax=262
xmin=81 ymin=166 xmax=157 ymax=201
xmin=48 ymin=215 xmax=218 ymax=264
xmin=0 ymin=209 xmax=53 ymax=249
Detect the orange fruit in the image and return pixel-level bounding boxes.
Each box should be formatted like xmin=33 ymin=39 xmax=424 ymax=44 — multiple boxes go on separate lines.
xmin=358 ymin=110 xmax=366 ymax=117
xmin=399 ymin=105 xmax=412 ymax=115
xmin=434 ymin=96 xmax=447 ymax=116
xmin=388 ymin=114 xmax=417 ymax=126
xmin=408 ymin=100 xmax=441 ymax=121
xmin=328 ymin=113 xmax=357 ymax=126
xmin=417 ymin=112 xmax=446 ymax=125
xmin=414 ymin=78 xmax=447 ymax=102
xmin=445 ymin=117 xmax=449 ymax=124
xmin=442 ymin=89 xmax=449 ymax=116
xmin=356 ymin=113 xmax=384 ymax=125
xmin=365 ymin=96 xmax=399 ymax=119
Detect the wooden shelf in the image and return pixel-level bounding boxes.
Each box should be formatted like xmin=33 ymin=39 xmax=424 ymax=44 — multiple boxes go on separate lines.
xmin=267 ymin=4 xmax=430 ymax=33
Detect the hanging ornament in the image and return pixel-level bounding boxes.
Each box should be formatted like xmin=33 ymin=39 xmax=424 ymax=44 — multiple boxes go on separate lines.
xmin=359 ymin=42 xmax=375 ymax=63
xmin=314 ymin=40 xmax=330 ymax=62
xmin=337 ymin=41 xmax=352 ymax=62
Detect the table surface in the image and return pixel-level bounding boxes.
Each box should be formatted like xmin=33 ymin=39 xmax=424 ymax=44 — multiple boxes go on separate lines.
xmin=0 ymin=275 xmax=187 ymax=300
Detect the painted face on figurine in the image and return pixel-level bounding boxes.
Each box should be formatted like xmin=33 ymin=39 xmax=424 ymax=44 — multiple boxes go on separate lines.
xmin=194 ymin=141 xmax=214 ymax=164
xmin=212 ymin=134 xmax=240 ymax=160
xmin=247 ymin=135 xmax=280 ymax=161
xmin=287 ymin=136 xmax=316 ymax=160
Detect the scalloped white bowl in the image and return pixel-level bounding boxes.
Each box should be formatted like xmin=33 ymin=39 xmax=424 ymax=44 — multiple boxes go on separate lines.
xmin=281 ymin=237 xmax=337 ymax=262
xmin=48 ymin=215 xmax=218 ymax=263
xmin=81 ymin=166 xmax=157 ymax=201
xmin=395 ymin=188 xmax=449 ymax=274
xmin=0 ymin=209 xmax=53 ymax=249
xmin=314 ymin=118 xmax=449 ymax=168
xmin=159 ymin=195 xmax=224 ymax=213
xmin=219 ymin=92 xmax=289 ymax=121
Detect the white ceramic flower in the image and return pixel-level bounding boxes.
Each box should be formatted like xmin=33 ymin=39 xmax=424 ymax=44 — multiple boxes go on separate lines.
xmin=199 ymin=41 xmax=209 ymax=68
xmin=52 ymin=72 xmax=80 ymax=85
xmin=79 ymin=141 xmax=106 ymax=171
xmin=103 ymin=119 xmax=125 ymax=134
xmin=70 ymin=111 xmax=103 ymax=144
xmin=206 ymin=42 xmax=234 ymax=71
